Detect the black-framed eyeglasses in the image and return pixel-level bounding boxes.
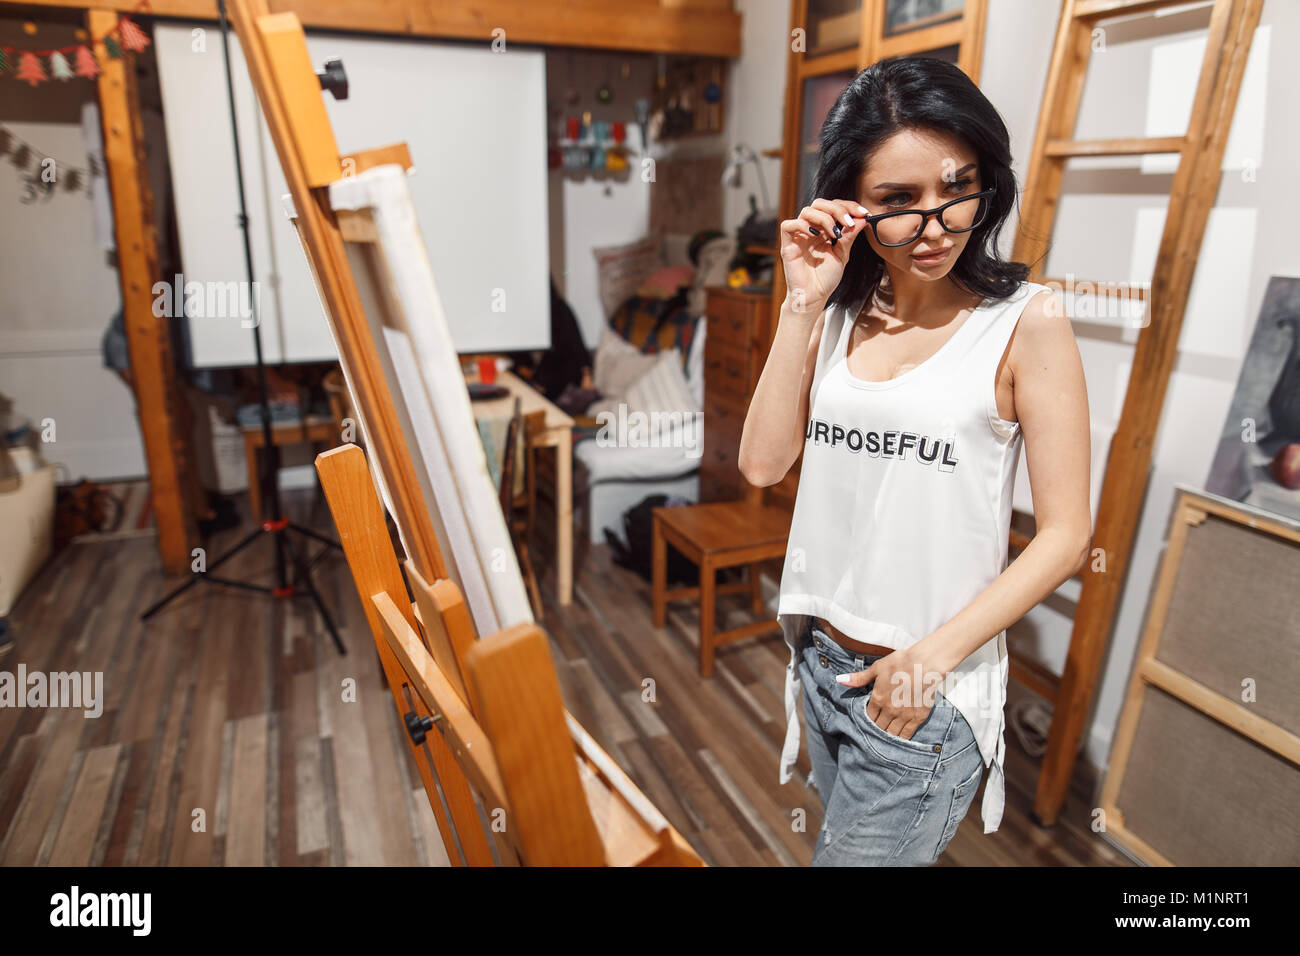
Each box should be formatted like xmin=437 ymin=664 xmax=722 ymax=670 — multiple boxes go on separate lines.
xmin=861 ymin=186 xmax=997 ymax=247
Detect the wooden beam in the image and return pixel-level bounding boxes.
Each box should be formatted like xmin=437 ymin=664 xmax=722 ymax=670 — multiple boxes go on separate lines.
xmin=16 ymin=0 xmax=742 ymax=57
xmin=89 ymin=7 xmax=197 ymax=574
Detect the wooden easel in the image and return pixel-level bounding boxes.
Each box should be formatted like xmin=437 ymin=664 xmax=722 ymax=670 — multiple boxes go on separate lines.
xmin=1011 ymin=0 xmax=1263 ymax=826
xmin=226 ymin=0 xmax=702 ymax=865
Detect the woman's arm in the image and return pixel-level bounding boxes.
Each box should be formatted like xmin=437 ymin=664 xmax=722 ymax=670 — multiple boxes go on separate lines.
xmin=740 ymin=198 xmax=869 ymax=486
xmin=737 ymin=297 xmax=826 ymax=487
xmin=839 ymin=290 xmax=1094 ymax=735
xmin=919 ymin=290 xmax=1092 ymax=673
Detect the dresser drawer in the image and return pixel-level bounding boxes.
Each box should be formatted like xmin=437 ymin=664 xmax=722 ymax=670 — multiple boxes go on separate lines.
xmin=702 ymin=434 xmax=739 ymax=479
xmin=704 ymin=338 xmax=751 ymax=400
xmin=699 ymin=468 xmax=740 ymax=503
xmin=704 ymin=388 xmax=748 ymax=439
xmin=706 ymin=296 xmax=754 ymax=349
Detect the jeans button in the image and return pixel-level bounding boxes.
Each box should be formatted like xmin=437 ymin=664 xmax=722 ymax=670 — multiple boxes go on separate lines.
xmin=818 ymin=654 xmax=829 ymax=668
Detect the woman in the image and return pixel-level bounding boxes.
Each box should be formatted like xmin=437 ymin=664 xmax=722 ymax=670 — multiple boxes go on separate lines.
xmin=738 ymin=56 xmax=1092 ymax=866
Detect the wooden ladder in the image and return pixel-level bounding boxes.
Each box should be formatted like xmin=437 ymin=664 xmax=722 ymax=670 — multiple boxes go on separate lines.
xmin=1010 ymin=0 xmax=1263 ymax=826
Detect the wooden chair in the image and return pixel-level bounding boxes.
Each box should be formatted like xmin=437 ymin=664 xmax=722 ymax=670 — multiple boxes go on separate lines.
xmin=498 ymin=399 xmax=546 ymax=619
xmin=651 ymin=477 xmax=795 ymax=677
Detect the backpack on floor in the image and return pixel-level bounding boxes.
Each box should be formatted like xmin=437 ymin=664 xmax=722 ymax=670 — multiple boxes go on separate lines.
xmin=605 ymin=493 xmax=697 ymax=586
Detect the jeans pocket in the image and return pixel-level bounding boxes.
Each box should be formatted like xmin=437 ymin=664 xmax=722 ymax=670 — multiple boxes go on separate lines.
xmin=934 ymin=756 xmax=983 ymax=861
xmin=847 ymin=684 xmax=948 ymax=756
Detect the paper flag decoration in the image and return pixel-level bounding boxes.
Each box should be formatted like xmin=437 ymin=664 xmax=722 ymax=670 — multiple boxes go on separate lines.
xmin=74 ymin=45 xmax=99 ymax=80
xmin=49 ymin=51 xmax=74 ymax=81
xmin=118 ymin=18 xmax=150 ymax=54
xmin=16 ymin=51 xmax=47 ymax=86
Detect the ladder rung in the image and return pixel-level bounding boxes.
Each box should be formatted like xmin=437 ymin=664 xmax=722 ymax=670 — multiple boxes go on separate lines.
xmin=1040 ymin=277 xmax=1149 ymax=302
xmin=1045 ymin=136 xmax=1184 ymax=157
xmin=1072 ymin=0 xmax=1188 ymax=21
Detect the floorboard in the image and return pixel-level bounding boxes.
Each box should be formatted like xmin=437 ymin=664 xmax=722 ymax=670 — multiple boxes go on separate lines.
xmin=0 ymin=486 xmax=1127 ymax=867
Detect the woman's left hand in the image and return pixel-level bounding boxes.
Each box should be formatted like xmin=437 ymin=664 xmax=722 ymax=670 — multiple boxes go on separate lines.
xmin=836 ymin=649 xmax=947 ymax=740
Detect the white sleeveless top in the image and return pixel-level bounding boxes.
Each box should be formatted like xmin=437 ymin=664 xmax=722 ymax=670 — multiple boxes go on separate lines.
xmin=775 ymin=279 xmax=1052 ymax=835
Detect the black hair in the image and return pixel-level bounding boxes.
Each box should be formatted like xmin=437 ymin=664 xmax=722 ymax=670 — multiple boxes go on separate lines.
xmin=811 ymin=56 xmax=1030 ymax=313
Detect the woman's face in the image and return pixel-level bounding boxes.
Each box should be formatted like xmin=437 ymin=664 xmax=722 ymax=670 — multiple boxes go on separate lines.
xmin=856 ymin=127 xmax=983 ymax=282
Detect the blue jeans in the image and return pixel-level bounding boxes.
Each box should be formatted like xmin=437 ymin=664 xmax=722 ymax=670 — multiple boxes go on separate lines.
xmin=799 ymin=618 xmax=984 ymax=866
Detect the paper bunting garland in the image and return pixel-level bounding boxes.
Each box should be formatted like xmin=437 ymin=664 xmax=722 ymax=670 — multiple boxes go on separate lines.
xmin=0 ymin=15 xmax=149 ymax=88
xmin=0 ymin=124 xmax=96 ymax=203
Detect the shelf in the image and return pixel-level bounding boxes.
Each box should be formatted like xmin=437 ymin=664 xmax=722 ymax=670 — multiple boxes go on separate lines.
xmin=556 ymin=138 xmax=636 ymax=153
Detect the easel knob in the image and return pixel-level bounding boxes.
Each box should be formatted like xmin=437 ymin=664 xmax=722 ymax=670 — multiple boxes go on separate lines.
xmin=403 ymin=709 xmax=438 ymax=745
xmin=317 ymin=57 xmax=348 ymax=100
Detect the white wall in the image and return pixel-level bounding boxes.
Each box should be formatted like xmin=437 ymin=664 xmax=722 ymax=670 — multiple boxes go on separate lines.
xmin=722 ymin=0 xmax=790 ymax=237
xmin=0 ymin=14 xmax=147 ymax=483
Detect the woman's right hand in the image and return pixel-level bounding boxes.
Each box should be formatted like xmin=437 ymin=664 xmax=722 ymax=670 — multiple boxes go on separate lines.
xmin=779 ymin=198 xmax=870 ymax=315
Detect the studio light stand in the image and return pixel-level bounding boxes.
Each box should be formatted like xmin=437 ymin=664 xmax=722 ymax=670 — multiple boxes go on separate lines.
xmin=141 ymin=0 xmax=347 ymax=656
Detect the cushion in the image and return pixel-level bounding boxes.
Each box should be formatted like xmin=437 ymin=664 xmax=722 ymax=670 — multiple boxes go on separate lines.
xmin=592 ymin=326 xmax=659 ymax=400
xmin=590 ymin=347 xmax=703 ymax=459
xmin=609 ymin=294 xmax=699 ymax=367
xmin=625 ymin=347 xmax=700 ymax=416
xmin=637 ymin=264 xmax=696 ymax=299
xmin=691 ymin=234 xmax=736 ymax=290
xmin=685 ymin=316 xmax=706 ymax=410
xmin=592 ymin=235 xmax=662 ymax=319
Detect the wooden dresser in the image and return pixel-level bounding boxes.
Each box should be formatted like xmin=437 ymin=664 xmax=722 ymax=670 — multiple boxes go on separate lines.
xmin=700 ymin=286 xmax=776 ymax=503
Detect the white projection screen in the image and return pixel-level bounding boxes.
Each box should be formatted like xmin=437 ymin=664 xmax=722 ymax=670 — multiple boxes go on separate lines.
xmin=154 ymin=23 xmax=550 ymax=367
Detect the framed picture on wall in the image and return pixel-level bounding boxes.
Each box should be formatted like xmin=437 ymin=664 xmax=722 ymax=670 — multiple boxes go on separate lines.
xmin=1204 ymin=275 xmax=1300 ymax=522
xmin=885 ymin=0 xmax=965 ymax=36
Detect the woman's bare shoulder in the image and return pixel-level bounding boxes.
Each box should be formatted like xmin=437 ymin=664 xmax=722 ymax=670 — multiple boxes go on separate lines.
xmin=1009 ymin=286 xmax=1075 ymax=377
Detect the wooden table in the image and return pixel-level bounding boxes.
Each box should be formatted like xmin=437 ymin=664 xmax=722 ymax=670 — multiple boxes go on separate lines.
xmin=241 ymin=414 xmax=338 ymax=522
xmin=467 ymin=370 xmax=575 ymax=606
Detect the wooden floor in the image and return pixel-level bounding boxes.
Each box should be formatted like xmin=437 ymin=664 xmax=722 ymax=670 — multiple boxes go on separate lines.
xmin=0 ymin=487 xmax=1131 ymax=866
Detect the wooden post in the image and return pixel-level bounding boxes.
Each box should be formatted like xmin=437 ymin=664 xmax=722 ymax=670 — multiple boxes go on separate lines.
xmin=90 ymin=8 xmax=196 ymax=574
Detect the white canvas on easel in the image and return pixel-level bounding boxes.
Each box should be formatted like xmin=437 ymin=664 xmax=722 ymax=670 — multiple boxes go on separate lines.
xmin=281 ymin=164 xmax=533 ymax=638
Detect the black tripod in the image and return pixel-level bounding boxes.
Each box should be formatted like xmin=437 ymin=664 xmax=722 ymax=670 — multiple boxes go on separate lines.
xmin=141 ymin=0 xmax=346 ymax=656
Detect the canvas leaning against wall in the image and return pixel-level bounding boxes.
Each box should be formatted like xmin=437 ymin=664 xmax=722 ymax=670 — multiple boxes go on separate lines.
xmin=1204 ymin=275 xmax=1300 ymax=522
